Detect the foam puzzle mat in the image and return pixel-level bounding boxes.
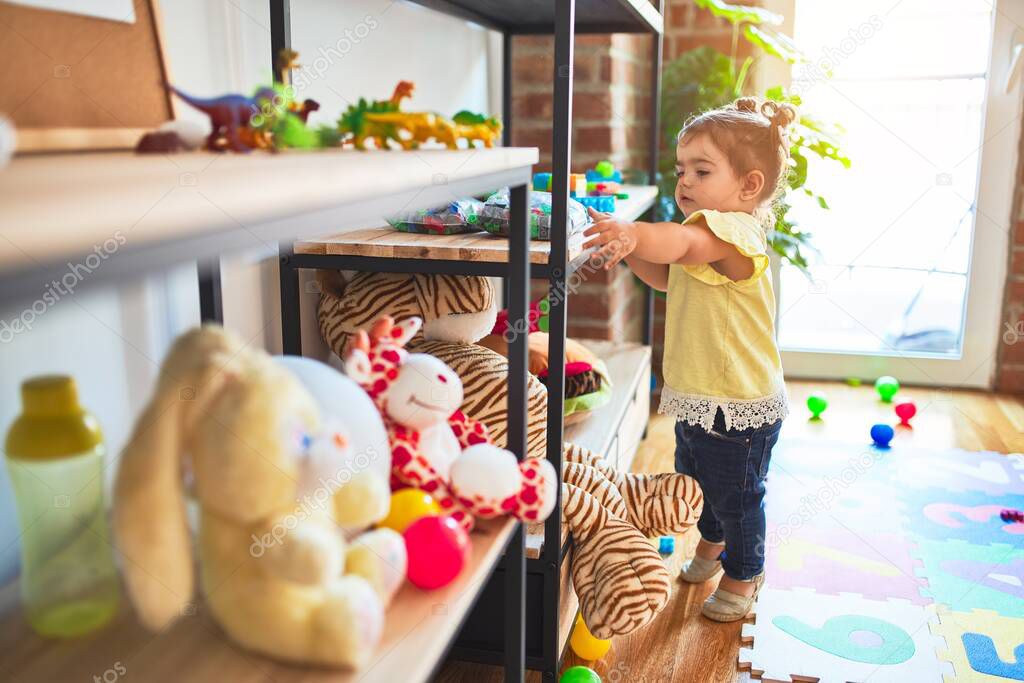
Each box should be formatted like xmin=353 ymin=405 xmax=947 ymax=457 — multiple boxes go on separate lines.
xmin=738 ymin=438 xmax=1024 ymax=682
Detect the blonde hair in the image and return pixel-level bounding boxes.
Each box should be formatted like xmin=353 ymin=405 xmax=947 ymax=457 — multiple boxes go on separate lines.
xmin=677 ymin=97 xmax=797 ymax=224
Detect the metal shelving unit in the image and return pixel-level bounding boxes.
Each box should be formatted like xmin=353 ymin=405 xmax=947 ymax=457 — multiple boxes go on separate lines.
xmin=269 ymin=1 xmax=665 ymax=680
xmin=0 ymin=152 xmax=538 ymax=683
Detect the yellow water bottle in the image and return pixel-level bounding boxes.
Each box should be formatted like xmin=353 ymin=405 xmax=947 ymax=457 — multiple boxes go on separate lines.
xmin=4 ymin=376 xmax=120 ymax=637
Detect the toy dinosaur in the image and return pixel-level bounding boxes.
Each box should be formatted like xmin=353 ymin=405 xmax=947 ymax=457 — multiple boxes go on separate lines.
xmin=452 ymin=110 xmax=502 ymax=148
xmin=339 ymin=82 xmax=502 ymax=150
xmin=361 ymin=111 xmax=457 ymax=149
xmin=167 ymin=85 xmax=279 ymax=152
xmin=337 ymin=81 xmax=414 ymax=149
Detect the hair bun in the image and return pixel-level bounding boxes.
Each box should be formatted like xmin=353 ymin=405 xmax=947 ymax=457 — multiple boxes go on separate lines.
xmin=761 ymin=100 xmax=797 ymax=130
xmin=734 ymin=97 xmax=760 ymax=114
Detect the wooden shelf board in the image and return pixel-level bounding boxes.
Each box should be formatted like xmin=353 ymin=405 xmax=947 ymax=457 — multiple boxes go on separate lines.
xmin=0 ymin=148 xmax=536 ymax=308
xmin=293 ymin=185 xmax=658 ymax=266
xmin=524 ymin=340 xmax=652 ymax=560
xmin=295 ymin=225 xmax=581 ymax=265
xmin=0 ymin=518 xmax=517 ymax=683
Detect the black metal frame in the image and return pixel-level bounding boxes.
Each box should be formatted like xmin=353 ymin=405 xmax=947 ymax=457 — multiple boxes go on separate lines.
xmin=271 ymin=1 xmax=533 ymax=680
xmin=451 ymin=1 xmax=662 ymax=679
xmin=197 ymin=259 xmax=223 ymax=323
xmin=238 ymin=1 xmax=663 ymax=680
xmin=278 ymin=193 xmax=533 ymax=683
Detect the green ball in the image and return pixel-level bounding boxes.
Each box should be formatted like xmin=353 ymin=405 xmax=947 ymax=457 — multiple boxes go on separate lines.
xmin=874 ymin=376 xmax=900 ymax=403
xmin=806 ymin=393 xmax=828 ymax=418
xmin=595 ymin=160 xmax=614 ymax=178
xmin=561 ymin=666 xmax=602 ymax=683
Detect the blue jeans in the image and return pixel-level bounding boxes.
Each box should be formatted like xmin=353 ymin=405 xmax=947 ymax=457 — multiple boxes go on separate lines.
xmin=673 ymin=409 xmax=782 ymax=581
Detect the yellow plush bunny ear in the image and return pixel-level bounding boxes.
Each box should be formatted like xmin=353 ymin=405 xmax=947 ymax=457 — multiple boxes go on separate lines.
xmin=114 ymin=327 xmax=239 ymax=630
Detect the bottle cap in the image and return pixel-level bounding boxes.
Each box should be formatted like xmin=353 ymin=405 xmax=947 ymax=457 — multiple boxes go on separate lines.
xmin=21 ymin=375 xmax=81 ymax=418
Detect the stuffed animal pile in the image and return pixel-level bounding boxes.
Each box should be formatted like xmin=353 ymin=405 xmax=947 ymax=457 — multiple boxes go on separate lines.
xmin=114 ymin=326 xmax=404 ymax=668
xmin=316 ymin=270 xmax=704 ymax=637
xmin=342 ymin=314 xmax=557 ymax=531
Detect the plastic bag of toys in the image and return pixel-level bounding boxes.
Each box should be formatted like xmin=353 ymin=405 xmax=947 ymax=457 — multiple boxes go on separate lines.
xmin=386 ymin=199 xmax=486 ymax=235
xmin=479 ymin=189 xmax=590 ymax=241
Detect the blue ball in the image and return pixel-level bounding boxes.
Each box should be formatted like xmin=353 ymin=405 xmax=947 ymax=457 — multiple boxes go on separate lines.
xmin=658 ymin=536 xmax=675 ymax=554
xmin=870 ymin=423 xmax=894 ymax=448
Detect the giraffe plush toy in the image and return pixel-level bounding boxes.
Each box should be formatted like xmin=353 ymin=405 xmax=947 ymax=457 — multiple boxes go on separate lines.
xmin=344 ymin=315 xmax=557 ymax=531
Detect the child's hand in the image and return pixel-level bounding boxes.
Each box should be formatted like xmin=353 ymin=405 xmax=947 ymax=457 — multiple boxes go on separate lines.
xmin=583 ymin=207 xmax=638 ymax=270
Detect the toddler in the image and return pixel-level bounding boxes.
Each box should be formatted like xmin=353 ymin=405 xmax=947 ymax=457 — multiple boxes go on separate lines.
xmin=582 ymin=97 xmax=795 ymax=621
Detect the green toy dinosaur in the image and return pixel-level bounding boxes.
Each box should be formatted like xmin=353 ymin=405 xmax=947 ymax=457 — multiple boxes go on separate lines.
xmin=336 ymin=81 xmax=413 ymax=150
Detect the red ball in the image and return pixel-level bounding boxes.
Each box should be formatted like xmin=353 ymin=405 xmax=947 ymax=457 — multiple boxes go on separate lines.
xmin=894 ymin=400 xmax=917 ymax=426
xmin=403 ymin=515 xmax=470 ymax=590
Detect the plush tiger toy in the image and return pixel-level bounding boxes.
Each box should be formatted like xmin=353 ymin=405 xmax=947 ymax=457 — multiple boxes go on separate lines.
xmin=317 ymin=270 xmax=548 ymax=459
xmin=316 ymin=270 xmax=703 ymax=637
xmin=563 ymin=443 xmax=702 ymax=637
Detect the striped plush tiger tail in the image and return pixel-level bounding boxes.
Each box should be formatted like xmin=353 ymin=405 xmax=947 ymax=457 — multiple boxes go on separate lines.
xmin=562 ymin=471 xmax=673 ymax=639
xmin=564 ymin=443 xmax=703 ymax=538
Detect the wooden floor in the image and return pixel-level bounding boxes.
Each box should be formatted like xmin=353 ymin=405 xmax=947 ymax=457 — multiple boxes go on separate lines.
xmin=436 ymin=379 xmax=1024 ymax=683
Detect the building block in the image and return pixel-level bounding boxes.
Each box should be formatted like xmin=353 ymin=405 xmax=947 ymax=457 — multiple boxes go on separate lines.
xmin=930 ymin=606 xmax=1024 ymax=682
xmin=912 ymin=539 xmax=1024 ymax=617
xmin=738 ymin=587 xmax=952 ymax=683
xmin=569 ymin=173 xmax=587 ymax=197
xmin=892 ymin=451 xmax=1024 ymax=497
xmin=764 ymin=524 xmax=929 ymax=604
xmin=575 ymin=195 xmax=616 ymax=213
xmin=900 ymin=488 xmax=1024 ymax=546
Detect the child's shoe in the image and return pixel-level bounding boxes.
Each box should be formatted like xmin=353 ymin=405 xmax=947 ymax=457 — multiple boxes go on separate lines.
xmin=701 ymin=572 xmax=765 ymax=622
xmin=678 ymin=554 xmax=722 ymax=583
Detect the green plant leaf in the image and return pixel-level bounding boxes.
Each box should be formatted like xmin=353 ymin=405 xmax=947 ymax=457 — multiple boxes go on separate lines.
xmin=742 ymin=24 xmax=805 ymax=64
xmin=790 ymin=150 xmax=808 ymax=189
xmin=694 ymin=0 xmax=783 ymax=26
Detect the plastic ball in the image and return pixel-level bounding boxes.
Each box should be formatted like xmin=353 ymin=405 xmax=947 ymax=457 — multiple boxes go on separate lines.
xmin=870 ymin=423 xmax=894 ymax=448
xmin=874 ymin=376 xmax=900 ymax=402
xmin=595 ymin=160 xmax=615 ymax=178
xmin=806 ymin=393 xmax=828 ymax=419
xmin=403 ymin=515 xmax=470 ymax=590
xmin=569 ymin=613 xmax=611 ymax=661
xmin=894 ymin=400 xmax=917 ymax=426
xmin=658 ymin=535 xmax=675 ymax=555
xmin=380 ymin=489 xmax=441 ymax=534
xmin=560 ymin=666 xmax=602 ymax=683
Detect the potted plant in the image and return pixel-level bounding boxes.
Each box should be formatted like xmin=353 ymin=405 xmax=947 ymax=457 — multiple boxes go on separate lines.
xmin=656 ymin=0 xmax=850 ymax=282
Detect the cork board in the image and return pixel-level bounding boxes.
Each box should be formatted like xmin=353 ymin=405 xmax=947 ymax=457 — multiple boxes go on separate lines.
xmin=0 ymin=0 xmax=175 ymax=152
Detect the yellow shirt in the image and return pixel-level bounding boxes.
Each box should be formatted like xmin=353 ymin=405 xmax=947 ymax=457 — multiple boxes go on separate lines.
xmin=657 ymin=209 xmax=788 ymax=431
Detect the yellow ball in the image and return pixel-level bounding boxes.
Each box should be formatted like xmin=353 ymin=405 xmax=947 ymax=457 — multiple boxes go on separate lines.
xmin=569 ymin=613 xmax=611 ymax=661
xmin=379 ymin=489 xmax=440 ymax=533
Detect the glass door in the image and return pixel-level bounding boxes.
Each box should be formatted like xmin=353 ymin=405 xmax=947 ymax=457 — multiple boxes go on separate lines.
xmin=776 ymin=0 xmax=1021 ymax=387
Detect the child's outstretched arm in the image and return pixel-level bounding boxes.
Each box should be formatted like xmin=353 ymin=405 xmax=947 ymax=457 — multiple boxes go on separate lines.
xmin=582 ymin=208 xmax=752 ymax=280
xmin=624 ymin=254 xmax=669 ymax=292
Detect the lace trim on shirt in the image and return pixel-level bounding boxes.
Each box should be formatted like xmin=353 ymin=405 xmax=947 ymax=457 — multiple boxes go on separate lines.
xmin=658 ymin=385 xmax=789 ymax=432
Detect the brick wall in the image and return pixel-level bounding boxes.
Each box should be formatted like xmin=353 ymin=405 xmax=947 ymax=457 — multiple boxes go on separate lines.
xmin=664 ymin=0 xmax=757 ymax=62
xmin=511 ymin=32 xmax=653 ymax=344
xmin=511 ymin=34 xmax=652 ymax=173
